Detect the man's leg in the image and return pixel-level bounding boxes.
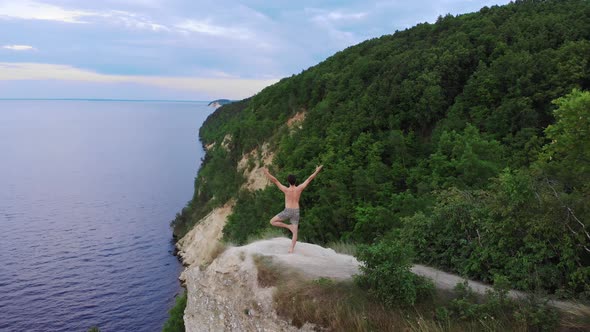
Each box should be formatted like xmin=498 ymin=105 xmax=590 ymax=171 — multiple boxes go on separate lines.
xmin=288 ymin=224 xmax=298 ymax=253
xmin=270 ymin=215 xmax=291 ymax=229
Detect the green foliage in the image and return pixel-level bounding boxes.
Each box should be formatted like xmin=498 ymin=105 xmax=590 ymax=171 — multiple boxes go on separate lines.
xmin=448 ymin=278 xmax=560 ymax=332
xmin=541 ymin=89 xmax=590 ymax=193
xmin=162 ymin=292 xmax=187 ymax=332
xmin=174 ymin=0 xmax=590 ymax=301
xmin=87 ymin=327 xmax=100 ymax=332
xmin=513 ymin=299 xmax=560 ymax=332
xmin=398 ymin=167 xmax=590 ymax=297
xmin=355 ymin=240 xmax=434 ymax=307
xmin=223 ymin=188 xmax=283 ymax=245
xmin=449 ymin=277 xmax=513 ymax=321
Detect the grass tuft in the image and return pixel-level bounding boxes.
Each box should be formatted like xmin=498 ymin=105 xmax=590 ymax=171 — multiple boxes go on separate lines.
xmin=246 ymin=227 xmax=285 ymax=244
xmin=252 ymin=255 xmax=284 ymax=288
xmin=326 ymin=241 xmax=358 ymax=256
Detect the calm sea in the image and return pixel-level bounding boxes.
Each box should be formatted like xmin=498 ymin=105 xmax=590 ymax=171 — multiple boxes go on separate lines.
xmin=0 ymin=100 xmax=212 ymax=332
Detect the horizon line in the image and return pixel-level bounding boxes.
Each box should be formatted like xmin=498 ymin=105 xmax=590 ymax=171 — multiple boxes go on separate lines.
xmin=0 ymin=97 xmax=213 ymax=103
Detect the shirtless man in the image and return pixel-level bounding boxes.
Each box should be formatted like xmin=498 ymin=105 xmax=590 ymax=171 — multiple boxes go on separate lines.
xmin=263 ymin=165 xmax=323 ymax=253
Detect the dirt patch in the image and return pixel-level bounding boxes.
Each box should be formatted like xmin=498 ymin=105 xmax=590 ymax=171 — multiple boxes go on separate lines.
xmin=287 ymin=110 xmax=306 ymax=129
xmin=237 ymin=143 xmax=274 ymax=192
xmin=221 ymin=134 xmax=232 ymax=150
xmin=204 ymin=142 xmax=216 ymax=151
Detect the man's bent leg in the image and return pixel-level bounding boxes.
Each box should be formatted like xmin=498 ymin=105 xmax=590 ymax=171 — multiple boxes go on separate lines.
xmin=270 ymin=215 xmax=291 ymax=230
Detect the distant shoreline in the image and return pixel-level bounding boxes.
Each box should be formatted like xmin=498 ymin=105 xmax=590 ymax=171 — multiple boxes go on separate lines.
xmin=0 ymin=98 xmax=209 ymax=103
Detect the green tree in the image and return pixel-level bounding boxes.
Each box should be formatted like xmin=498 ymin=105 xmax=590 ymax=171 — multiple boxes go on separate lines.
xmin=541 ymin=89 xmax=590 ymax=191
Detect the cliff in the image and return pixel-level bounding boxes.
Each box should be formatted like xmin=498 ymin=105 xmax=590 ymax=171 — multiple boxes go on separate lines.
xmin=172 ymin=0 xmax=590 ymax=302
xmin=207 ymin=99 xmax=234 ymax=108
xmin=171 ymin=1 xmax=590 ymax=329
xmin=181 ymin=238 xmax=359 ymax=331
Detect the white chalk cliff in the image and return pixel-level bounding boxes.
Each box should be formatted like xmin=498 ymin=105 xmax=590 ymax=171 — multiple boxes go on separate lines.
xmin=181 ymin=238 xmax=360 ymax=331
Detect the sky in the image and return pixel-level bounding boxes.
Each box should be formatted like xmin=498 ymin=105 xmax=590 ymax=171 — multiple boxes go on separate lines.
xmin=0 ymin=0 xmax=512 ymax=100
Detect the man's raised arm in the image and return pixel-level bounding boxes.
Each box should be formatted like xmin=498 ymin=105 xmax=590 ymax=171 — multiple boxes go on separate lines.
xmin=263 ymin=168 xmax=287 ymax=191
xmin=298 ymin=165 xmax=323 ymax=190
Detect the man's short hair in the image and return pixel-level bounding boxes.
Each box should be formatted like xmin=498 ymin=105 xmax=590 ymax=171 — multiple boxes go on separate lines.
xmin=287 ymin=174 xmax=296 ymax=185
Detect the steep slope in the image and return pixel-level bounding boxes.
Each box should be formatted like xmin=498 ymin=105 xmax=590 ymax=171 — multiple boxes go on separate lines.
xmin=173 ymin=0 xmax=590 ymax=299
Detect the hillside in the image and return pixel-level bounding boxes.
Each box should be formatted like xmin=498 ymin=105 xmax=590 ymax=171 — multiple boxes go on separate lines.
xmin=172 ymin=0 xmax=590 ymax=302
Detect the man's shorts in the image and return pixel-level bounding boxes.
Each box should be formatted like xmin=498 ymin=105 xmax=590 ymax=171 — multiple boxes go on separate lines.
xmin=276 ymin=208 xmax=300 ymax=225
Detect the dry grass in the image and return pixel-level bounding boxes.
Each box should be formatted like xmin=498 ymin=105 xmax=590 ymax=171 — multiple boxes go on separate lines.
xmin=252 ymin=254 xmax=283 ymax=288
xmin=246 ymin=228 xmax=285 ymax=244
xmin=558 ymin=304 xmax=590 ymax=331
xmin=252 ymin=257 xmax=587 ymax=332
xmin=273 ymin=276 xmax=408 ymax=331
xmin=326 ymin=241 xmax=358 ymax=256
xmin=200 ymin=240 xmax=229 ymax=270
xmin=249 ymin=245 xmax=589 ymax=331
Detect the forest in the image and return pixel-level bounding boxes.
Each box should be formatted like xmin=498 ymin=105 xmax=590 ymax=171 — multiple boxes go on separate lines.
xmin=172 ymin=0 xmax=590 ymax=301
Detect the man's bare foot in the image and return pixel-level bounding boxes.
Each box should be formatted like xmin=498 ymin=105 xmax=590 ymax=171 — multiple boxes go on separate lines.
xmin=288 ymin=247 xmax=294 ymax=254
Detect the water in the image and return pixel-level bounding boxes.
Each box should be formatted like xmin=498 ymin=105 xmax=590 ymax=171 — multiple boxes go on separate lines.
xmin=0 ymin=100 xmax=212 ymax=332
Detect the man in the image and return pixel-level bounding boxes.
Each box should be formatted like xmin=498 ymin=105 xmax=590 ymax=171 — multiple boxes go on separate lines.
xmin=262 ymin=165 xmax=323 ymax=253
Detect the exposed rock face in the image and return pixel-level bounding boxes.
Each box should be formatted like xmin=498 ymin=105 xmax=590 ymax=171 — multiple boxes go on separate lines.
xmin=286 ymin=110 xmax=306 ymax=130
xmin=237 ymin=143 xmax=274 ymax=192
xmin=176 ymin=201 xmax=234 ymax=282
xmin=183 ymin=238 xmax=361 ymax=331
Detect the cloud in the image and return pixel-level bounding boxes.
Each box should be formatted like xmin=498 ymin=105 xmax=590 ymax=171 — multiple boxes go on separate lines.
xmin=304 ymin=8 xmax=369 ymax=46
xmin=310 ymin=10 xmax=369 ymax=23
xmin=0 ymin=0 xmax=168 ymax=31
xmin=103 ymin=10 xmax=169 ymax=31
xmin=0 ymin=0 xmax=96 ymax=23
xmin=0 ymin=62 xmax=278 ymax=99
xmin=0 ymin=0 xmax=515 ymax=99
xmin=175 ymin=19 xmax=251 ymax=39
xmin=2 ymin=45 xmax=36 ymax=51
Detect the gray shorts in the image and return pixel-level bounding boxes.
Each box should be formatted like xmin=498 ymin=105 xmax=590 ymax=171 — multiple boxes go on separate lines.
xmin=276 ymin=208 xmax=300 ymax=225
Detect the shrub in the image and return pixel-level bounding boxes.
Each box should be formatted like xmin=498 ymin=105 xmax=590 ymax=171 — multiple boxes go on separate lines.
xmin=162 ymin=291 xmax=187 ymax=332
xmin=514 ymin=297 xmax=560 ymax=332
xmin=448 ymin=277 xmax=561 ymax=331
xmin=355 ymin=240 xmax=433 ymax=307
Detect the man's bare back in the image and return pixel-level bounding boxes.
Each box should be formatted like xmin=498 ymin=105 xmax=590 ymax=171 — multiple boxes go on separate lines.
xmin=263 ymin=165 xmax=323 ymax=253
xmin=283 ymin=185 xmax=303 ymax=208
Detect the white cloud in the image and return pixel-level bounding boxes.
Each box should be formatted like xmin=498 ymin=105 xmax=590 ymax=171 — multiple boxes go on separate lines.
xmin=102 ymin=10 xmax=169 ymax=31
xmin=305 ymin=8 xmax=368 ymax=46
xmin=2 ymin=45 xmax=36 ymax=51
xmin=0 ymin=0 xmax=96 ymax=23
xmin=0 ymin=0 xmax=169 ymax=31
xmin=311 ymin=10 xmax=368 ymax=23
xmin=175 ymin=19 xmax=251 ymax=39
xmin=0 ymin=62 xmax=278 ymax=99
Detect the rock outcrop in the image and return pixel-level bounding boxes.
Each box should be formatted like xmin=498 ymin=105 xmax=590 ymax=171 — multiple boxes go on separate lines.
xmin=176 ymin=201 xmax=234 ymax=283
xmin=183 ymin=238 xmax=360 ymax=331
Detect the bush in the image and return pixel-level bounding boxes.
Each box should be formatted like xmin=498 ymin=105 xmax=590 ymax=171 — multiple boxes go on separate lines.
xmin=355 ymin=240 xmax=433 ymax=307
xmin=448 ymin=277 xmax=560 ymax=331
xmin=514 ymin=297 xmax=560 ymax=332
xmin=162 ymin=291 xmax=187 ymax=332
